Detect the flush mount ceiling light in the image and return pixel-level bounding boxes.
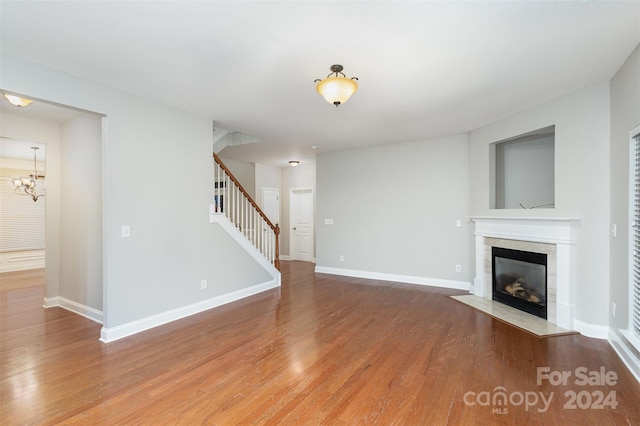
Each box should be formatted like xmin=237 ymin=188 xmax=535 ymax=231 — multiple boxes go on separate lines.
xmin=12 ymin=146 xmax=45 ymax=202
xmin=3 ymin=94 xmax=33 ymax=107
xmin=314 ymin=64 xmax=358 ymax=107
xmin=289 ymin=161 xmax=300 ymax=167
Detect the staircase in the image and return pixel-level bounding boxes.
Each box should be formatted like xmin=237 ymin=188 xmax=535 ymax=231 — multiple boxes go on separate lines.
xmin=211 ymin=153 xmax=280 ymax=271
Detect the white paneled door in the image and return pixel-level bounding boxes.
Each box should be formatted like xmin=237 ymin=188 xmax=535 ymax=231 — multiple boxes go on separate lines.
xmin=290 ymin=188 xmax=314 ymax=262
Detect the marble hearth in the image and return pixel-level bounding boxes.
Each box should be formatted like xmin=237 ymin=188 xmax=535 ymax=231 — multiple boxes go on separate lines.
xmin=471 ymin=217 xmax=579 ymax=331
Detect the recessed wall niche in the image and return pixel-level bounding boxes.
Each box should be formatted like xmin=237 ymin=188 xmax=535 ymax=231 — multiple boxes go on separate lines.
xmin=490 ymin=125 xmax=555 ymax=209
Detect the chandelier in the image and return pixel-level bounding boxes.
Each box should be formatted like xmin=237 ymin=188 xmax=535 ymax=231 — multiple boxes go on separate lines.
xmin=314 ymin=64 xmax=358 ymax=106
xmin=11 ymin=147 xmax=45 ymax=202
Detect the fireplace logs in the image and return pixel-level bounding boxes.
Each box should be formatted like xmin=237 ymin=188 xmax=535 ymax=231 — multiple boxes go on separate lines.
xmin=503 ymin=277 xmax=544 ymax=304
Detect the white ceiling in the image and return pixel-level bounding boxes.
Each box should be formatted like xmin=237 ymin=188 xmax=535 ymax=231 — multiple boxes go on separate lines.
xmin=1 ymin=1 xmax=638 ymax=167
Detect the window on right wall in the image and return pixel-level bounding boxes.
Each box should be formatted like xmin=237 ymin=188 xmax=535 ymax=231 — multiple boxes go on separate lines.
xmin=490 ymin=125 xmax=555 ymax=209
xmin=627 ymin=126 xmax=640 ymax=351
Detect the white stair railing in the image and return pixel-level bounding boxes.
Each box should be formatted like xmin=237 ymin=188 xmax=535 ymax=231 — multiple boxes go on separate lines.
xmin=213 ymin=154 xmax=280 ymax=269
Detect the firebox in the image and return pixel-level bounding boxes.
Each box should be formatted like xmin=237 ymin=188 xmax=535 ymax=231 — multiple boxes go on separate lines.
xmin=492 ymin=247 xmax=547 ymax=319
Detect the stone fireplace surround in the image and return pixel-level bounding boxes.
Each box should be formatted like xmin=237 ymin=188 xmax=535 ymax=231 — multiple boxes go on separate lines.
xmin=471 ymin=217 xmax=579 ymax=331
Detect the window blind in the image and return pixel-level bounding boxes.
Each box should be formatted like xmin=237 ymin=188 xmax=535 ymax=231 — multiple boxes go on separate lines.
xmin=633 ymin=134 xmax=640 ymax=337
xmin=0 ymin=177 xmax=45 ymax=252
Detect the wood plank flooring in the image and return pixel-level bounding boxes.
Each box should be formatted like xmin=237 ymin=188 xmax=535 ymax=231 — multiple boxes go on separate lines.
xmin=2 ymin=262 xmax=640 ymax=425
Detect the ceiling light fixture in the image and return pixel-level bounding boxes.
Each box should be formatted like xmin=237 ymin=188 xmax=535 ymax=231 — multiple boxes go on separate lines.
xmin=314 ymin=64 xmax=358 ymax=107
xmin=12 ymin=147 xmax=45 ymax=202
xmin=289 ymin=161 xmax=300 ymax=167
xmin=3 ymin=94 xmax=33 ymax=107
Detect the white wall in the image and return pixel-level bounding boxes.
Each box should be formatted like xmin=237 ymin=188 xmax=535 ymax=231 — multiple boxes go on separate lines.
xmin=221 ymin=157 xmax=256 ymax=198
xmin=470 ymin=83 xmax=611 ymax=328
xmin=610 ymin=45 xmax=640 ymax=334
xmin=60 ymin=115 xmax=103 ymax=311
xmin=254 ymin=162 xmax=280 ymax=207
xmin=316 ymin=135 xmax=470 ymax=284
xmin=1 ymin=53 xmax=272 ymax=331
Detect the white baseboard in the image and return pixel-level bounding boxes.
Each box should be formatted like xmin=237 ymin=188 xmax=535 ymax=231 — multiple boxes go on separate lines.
xmin=278 ymin=255 xmax=316 ymax=263
xmin=608 ymin=328 xmax=640 ymax=384
xmin=314 ymin=266 xmax=470 ymax=291
xmin=0 ymin=249 xmax=45 ymax=273
xmin=573 ymin=319 xmax=608 ymax=339
xmin=43 ymin=296 xmax=103 ymax=324
xmin=573 ymin=319 xmax=609 ymax=339
xmin=43 ymin=296 xmax=59 ymax=308
xmin=100 ymin=278 xmax=279 ymax=343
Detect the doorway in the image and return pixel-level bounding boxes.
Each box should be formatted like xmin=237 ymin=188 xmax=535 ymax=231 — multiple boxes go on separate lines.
xmin=0 ymin=139 xmax=46 ymax=272
xmin=1 ymin=95 xmax=104 ymax=323
xmin=289 ymin=188 xmax=314 ymax=262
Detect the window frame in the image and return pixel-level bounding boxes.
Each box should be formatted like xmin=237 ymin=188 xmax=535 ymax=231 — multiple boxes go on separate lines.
xmin=625 ymin=124 xmax=640 ymax=351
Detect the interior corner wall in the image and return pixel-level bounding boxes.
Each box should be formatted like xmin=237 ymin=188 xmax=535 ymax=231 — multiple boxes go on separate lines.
xmin=0 ymin=113 xmax=61 ymax=299
xmin=610 ymin=44 xmax=640 ymax=333
xmin=60 ymin=115 xmax=103 ymax=311
xmin=254 ymin=162 xmax=281 ymax=207
xmin=2 ymin=53 xmax=272 ymax=331
xmin=469 ymin=83 xmax=611 ymax=328
xmin=316 ymin=135 xmax=469 ymax=281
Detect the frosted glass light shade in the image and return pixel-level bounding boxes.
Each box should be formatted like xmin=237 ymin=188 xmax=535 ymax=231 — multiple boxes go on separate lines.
xmin=3 ymin=94 xmax=33 ymax=107
xmin=316 ymin=76 xmax=358 ymax=106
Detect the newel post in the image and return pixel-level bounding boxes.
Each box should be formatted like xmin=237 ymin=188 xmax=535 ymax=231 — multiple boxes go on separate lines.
xmin=274 ymin=224 xmax=280 ymax=270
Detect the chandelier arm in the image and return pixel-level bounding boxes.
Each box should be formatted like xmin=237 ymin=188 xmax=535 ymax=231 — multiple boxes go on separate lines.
xmin=327 ymin=71 xmax=347 ymax=78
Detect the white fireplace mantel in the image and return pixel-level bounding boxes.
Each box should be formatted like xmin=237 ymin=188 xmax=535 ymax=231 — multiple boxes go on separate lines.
xmin=471 ymin=216 xmax=580 ymax=330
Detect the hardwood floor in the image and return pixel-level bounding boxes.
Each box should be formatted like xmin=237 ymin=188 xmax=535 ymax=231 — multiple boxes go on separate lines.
xmin=2 ymin=262 xmax=640 ymax=425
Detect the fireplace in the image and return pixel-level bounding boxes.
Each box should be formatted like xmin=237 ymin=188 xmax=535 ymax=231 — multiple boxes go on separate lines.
xmin=472 ymin=217 xmax=578 ymax=330
xmin=492 ymin=247 xmax=547 ymax=319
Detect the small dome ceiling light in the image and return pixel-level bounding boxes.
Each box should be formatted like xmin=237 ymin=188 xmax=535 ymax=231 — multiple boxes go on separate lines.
xmin=314 ymin=64 xmax=358 ymax=107
xmin=3 ymin=94 xmax=33 ymax=107
xmin=289 ymin=161 xmax=300 ymax=167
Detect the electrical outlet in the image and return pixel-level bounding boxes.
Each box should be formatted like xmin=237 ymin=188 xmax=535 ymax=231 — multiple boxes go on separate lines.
xmin=339 ymin=255 xmax=344 ymax=262
xmin=611 ymin=302 xmax=616 ymax=317
xmin=455 ymin=264 xmax=462 ymax=273
xmin=121 ymin=225 xmax=131 ymax=238
xmin=200 ymin=280 xmax=207 ymax=290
